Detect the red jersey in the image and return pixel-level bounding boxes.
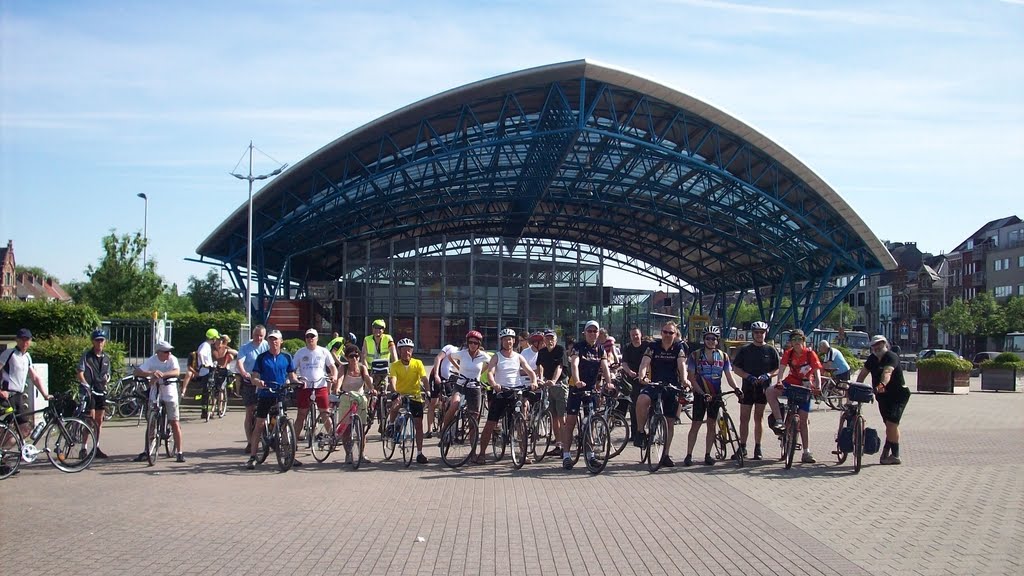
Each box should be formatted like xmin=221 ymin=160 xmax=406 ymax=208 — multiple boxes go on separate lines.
xmin=780 ymin=347 xmax=822 ymax=386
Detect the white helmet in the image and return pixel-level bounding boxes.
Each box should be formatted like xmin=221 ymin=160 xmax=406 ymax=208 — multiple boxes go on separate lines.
xmin=751 ymin=321 xmax=769 ymax=331
xmin=499 ymin=328 xmax=517 ymax=339
xmin=396 ymin=338 xmax=414 ymax=349
xmin=703 ymin=326 xmax=721 ymax=337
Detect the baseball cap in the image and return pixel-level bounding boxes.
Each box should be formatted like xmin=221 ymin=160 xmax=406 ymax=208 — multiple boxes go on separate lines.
xmin=267 ymin=329 xmax=283 ymax=340
xmin=16 ymin=328 xmax=32 ymax=339
xmin=584 ymin=320 xmax=600 ymax=331
xmin=205 ymin=328 xmax=220 ymax=339
xmin=543 ymin=328 xmax=556 ymax=336
xmin=91 ymin=329 xmax=107 ymax=341
xmin=155 ymin=340 xmax=174 ymax=352
xmin=305 ymin=328 xmax=318 ymax=337
xmin=870 ymin=335 xmax=888 ymax=346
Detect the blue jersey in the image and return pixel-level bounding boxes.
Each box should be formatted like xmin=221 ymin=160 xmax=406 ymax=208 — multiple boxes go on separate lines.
xmin=644 ymin=340 xmax=687 ymax=385
xmin=572 ymin=340 xmax=605 ymax=388
xmin=253 ymin=351 xmax=295 ymax=398
xmin=687 ymin=348 xmax=731 ymax=393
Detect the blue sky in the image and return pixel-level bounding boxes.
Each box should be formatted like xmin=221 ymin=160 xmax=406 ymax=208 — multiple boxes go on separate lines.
xmin=2 ymin=0 xmax=1022 ymax=292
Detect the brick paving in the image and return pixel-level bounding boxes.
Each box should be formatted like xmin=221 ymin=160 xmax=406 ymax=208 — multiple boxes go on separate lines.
xmin=3 ymin=373 xmax=1022 ymax=575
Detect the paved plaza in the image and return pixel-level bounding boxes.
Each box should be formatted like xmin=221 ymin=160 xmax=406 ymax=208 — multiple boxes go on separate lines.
xmin=3 ymin=373 xmax=1022 ymax=576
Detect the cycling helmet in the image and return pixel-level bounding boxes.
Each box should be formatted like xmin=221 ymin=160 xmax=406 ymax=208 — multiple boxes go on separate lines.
xmin=499 ymin=328 xmax=517 ymax=339
xmin=529 ymin=332 xmax=544 ymax=344
xmin=788 ymin=329 xmax=806 ymax=341
xmin=206 ymin=328 xmax=220 ymax=339
xmin=702 ymin=326 xmax=721 ymax=337
xmin=751 ymin=321 xmax=769 ymax=331
xmin=372 ymin=319 xmax=386 ymax=328
xmin=396 ymin=338 xmax=414 ymax=349
xmin=466 ymin=330 xmax=483 ymax=341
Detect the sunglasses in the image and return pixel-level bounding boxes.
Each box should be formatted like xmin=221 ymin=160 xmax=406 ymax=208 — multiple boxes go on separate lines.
xmin=305 ymin=335 xmax=316 ymax=339
xmin=704 ymin=336 xmax=719 ymax=341
xmin=347 ymin=353 xmax=359 ymax=358
xmin=585 ymin=329 xmax=598 ymax=333
xmin=661 ymin=330 xmax=676 ymax=335
xmin=468 ymin=340 xmax=481 ymax=345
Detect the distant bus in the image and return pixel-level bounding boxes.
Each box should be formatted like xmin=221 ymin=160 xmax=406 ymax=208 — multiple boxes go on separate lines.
xmin=810 ymin=329 xmax=871 ymax=359
xmin=1004 ymin=332 xmax=1024 ymax=360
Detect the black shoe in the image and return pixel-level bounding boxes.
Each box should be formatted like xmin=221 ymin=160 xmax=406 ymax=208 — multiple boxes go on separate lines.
xmin=424 ymin=431 xmax=433 ymax=439
xmin=562 ymin=456 xmax=574 ymax=470
xmin=0 ymin=465 xmax=18 ymax=476
xmin=703 ymin=454 xmax=715 ymax=466
xmin=753 ymin=445 xmax=763 ymax=460
xmin=94 ymin=448 xmax=109 ymax=459
xmin=545 ymin=446 xmax=562 ymax=457
xmin=292 ymin=460 xmax=303 ymax=467
xmin=660 ymin=455 xmax=675 ymax=468
xmin=132 ymin=452 xmax=148 ymax=463
xmin=201 ymin=410 xmax=208 ymax=420
xmin=417 ymin=453 xmax=428 ymax=464
xmin=246 ymin=457 xmax=256 ymax=470
xmin=175 ymin=453 xmax=186 ymax=463
xmin=683 ymin=454 xmax=693 ymax=467
xmin=634 ymin=432 xmax=647 ymax=447
xmin=587 ymin=457 xmax=601 ymax=469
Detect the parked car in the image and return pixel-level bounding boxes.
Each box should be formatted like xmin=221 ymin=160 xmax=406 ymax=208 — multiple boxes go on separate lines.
xmin=917 ymin=349 xmax=960 ymax=360
xmin=971 ymin=351 xmax=1001 ymax=376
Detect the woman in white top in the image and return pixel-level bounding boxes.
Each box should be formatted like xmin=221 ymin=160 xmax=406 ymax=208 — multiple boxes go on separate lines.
xmin=476 ymin=328 xmax=537 ymax=464
xmin=335 ymin=344 xmax=372 ymax=463
xmin=442 ymin=330 xmax=491 ymax=430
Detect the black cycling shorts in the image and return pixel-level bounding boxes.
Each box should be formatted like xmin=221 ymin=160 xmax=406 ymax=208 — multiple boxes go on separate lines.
xmin=640 ymin=385 xmax=679 ymax=419
xmin=454 ymin=386 xmax=481 ymax=414
xmin=740 ymin=379 xmax=768 ymax=406
xmin=691 ymin=393 xmax=720 ymax=422
xmin=876 ymin=387 xmax=910 ymax=424
xmin=255 ymin=397 xmax=277 ymax=419
xmin=485 ymin=390 xmax=520 ymax=423
xmin=429 ymin=377 xmax=444 ymax=399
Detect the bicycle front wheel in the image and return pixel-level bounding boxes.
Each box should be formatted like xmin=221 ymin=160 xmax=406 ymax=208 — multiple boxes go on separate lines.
xmin=647 ymin=416 xmax=666 ymax=472
xmin=511 ymin=415 xmax=528 ymax=470
xmin=257 ymin=422 xmax=271 ymax=464
xmin=531 ymin=412 xmax=552 ymax=461
xmin=607 ymin=412 xmax=630 ymax=459
xmin=725 ymin=413 xmax=743 ymax=467
xmin=145 ymin=411 xmax=160 ymax=466
xmin=350 ymin=416 xmax=364 ymax=470
xmin=783 ymin=417 xmax=798 ymax=470
xmin=311 ymin=414 xmax=334 ymax=463
xmin=277 ymin=419 xmax=296 ymax=472
xmin=714 ymin=417 xmax=728 ymax=461
xmin=381 ymin=417 xmax=396 ymax=461
xmin=853 ymin=415 xmax=864 ymax=474
xmin=0 ymin=422 xmax=24 ymax=479
xmin=440 ymin=414 xmax=477 ymax=468
xmin=585 ymin=416 xmax=610 ymax=475
xmin=834 ymin=415 xmax=849 ymax=465
xmin=46 ymin=417 xmax=97 ymax=472
xmin=400 ymin=416 xmax=415 ymax=468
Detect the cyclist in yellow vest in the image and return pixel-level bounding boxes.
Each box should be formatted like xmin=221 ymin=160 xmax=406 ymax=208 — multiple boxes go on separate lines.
xmin=362 ymin=319 xmax=398 ymax=386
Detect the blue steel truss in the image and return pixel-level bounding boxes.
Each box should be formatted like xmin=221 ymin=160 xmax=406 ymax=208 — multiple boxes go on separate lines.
xmin=197 ymin=61 xmax=894 ymax=335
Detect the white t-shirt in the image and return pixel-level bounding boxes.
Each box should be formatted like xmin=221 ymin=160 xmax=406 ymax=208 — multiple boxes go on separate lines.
xmin=0 ymin=348 xmax=32 ymax=393
xmin=293 ymin=346 xmax=332 ymax=389
xmin=437 ymin=344 xmax=459 ymax=379
xmin=494 ymin=350 xmax=525 ymax=389
xmin=197 ymin=341 xmax=213 ymax=376
xmin=520 ymin=346 xmax=540 ymax=387
xmin=451 ymin=349 xmax=491 ymax=382
xmin=140 ymin=354 xmax=180 ymax=402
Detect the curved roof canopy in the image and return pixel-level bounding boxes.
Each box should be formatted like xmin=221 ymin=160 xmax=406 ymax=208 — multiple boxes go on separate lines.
xmin=198 ymin=59 xmax=895 ymax=296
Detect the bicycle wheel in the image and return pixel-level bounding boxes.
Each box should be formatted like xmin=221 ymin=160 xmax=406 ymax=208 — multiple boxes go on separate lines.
xmin=45 ymin=418 xmax=97 ymax=472
xmin=511 ymin=415 xmax=528 ymax=470
xmin=363 ymin=396 xmax=376 ymax=435
xmin=607 ymin=412 xmax=630 ymax=459
xmin=824 ymin=381 xmax=845 ymax=411
xmin=714 ymin=417 xmax=728 ymax=461
xmin=725 ymin=413 xmax=743 ymax=467
xmin=853 ymin=415 xmax=864 ymax=474
xmin=350 ymin=416 xmax=364 ymax=470
xmin=103 ymin=401 xmax=115 ymax=421
xmin=585 ymin=417 xmax=611 ymax=475
xmin=277 ymin=419 xmax=296 ymax=472
xmin=0 ymin=422 xmax=24 ymax=479
xmin=834 ymin=415 xmax=849 ymax=465
xmin=204 ymin=388 xmax=214 ymax=423
xmin=491 ymin=422 xmax=508 ymax=462
xmin=531 ymin=412 xmax=553 ymax=461
xmin=311 ymin=414 xmax=334 ymax=463
xmin=783 ymin=417 xmax=798 ymax=470
xmin=162 ymin=412 xmax=172 ymax=458
xmin=257 ymin=423 xmax=271 ymax=464
xmin=647 ymin=416 xmax=666 ymax=472
xmin=401 ymin=416 xmax=415 ymax=468
xmin=305 ymin=410 xmax=315 ymax=450
xmin=145 ymin=411 xmax=159 ymax=466
xmin=440 ymin=414 xmax=477 ymax=468
xmin=381 ymin=416 xmax=396 ymax=461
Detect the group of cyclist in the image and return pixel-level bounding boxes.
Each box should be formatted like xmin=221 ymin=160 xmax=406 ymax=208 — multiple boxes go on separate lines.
xmin=3 ymin=312 xmax=908 ymax=474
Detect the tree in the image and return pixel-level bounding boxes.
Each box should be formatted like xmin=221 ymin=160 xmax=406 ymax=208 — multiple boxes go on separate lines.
xmin=969 ymin=292 xmax=1007 ymax=338
xmin=156 ymin=283 xmax=197 ymax=314
xmin=933 ymin=298 xmax=975 ymax=337
xmin=823 ymin=302 xmax=857 ymax=329
xmin=76 ymin=231 xmax=164 ymax=316
xmin=1004 ymin=296 xmax=1024 ymax=333
xmin=725 ymin=300 xmax=762 ymax=327
xmin=187 ymin=270 xmax=241 ymax=313
xmin=15 ymin=265 xmax=57 ymax=282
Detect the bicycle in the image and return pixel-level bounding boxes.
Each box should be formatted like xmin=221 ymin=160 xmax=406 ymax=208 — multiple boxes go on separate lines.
xmin=567 ymin=389 xmax=611 ymax=474
xmin=256 ymin=382 xmax=300 ymax=472
xmin=193 ymin=370 xmax=219 ymax=422
xmin=527 ymin=383 xmax=553 ymax=462
xmin=439 ymin=375 xmax=481 ymax=468
xmin=600 ymin=386 xmax=631 ymax=459
xmin=144 ymin=377 xmax=181 ymax=466
xmin=833 ymin=382 xmax=874 ymax=473
xmin=311 ymin=391 xmax=365 ymax=469
xmin=381 ymin=393 xmax=418 ymax=467
xmin=778 ymin=383 xmax=814 ymax=470
xmin=638 ymin=381 xmax=680 ymax=473
xmin=712 ymin=389 xmax=743 ymax=467
xmin=487 ymin=386 xmax=530 ymax=469
xmin=366 ymin=359 xmax=390 ymax=434
xmin=819 ymin=374 xmax=848 ymax=411
xmin=0 ymin=394 xmax=97 ymax=474
xmin=211 ymin=367 xmax=231 ymax=418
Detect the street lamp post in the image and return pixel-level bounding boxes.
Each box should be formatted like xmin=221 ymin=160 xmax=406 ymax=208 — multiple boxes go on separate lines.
xmin=137 ymin=193 xmax=148 ymax=267
xmin=231 ymin=142 xmax=287 ymax=331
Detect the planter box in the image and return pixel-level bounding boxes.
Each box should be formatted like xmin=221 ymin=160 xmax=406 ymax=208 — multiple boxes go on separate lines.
xmin=917 ymin=367 xmax=970 ymax=394
xmin=980 ymin=367 xmax=1021 ymax=392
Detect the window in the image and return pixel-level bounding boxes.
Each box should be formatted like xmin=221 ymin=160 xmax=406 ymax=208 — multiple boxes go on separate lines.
xmin=994 ymin=286 xmax=1012 ymax=298
xmin=1019 ymin=285 xmax=1024 ymax=296
xmin=966 ymin=239 xmax=974 ymax=250
xmin=1019 ymin=255 xmax=1024 ymax=267
xmin=995 ymin=260 xmax=1002 ymax=271
xmin=995 ymin=258 xmax=1010 ymax=271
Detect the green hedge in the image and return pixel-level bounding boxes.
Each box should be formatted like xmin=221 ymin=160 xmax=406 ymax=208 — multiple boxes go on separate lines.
xmin=29 ymin=336 xmax=127 ymax=396
xmin=166 ymin=311 xmax=245 ymax=350
xmin=981 ymin=352 xmax=1024 ymax=370
xmin=0 ymin=300 xmax=101 ymax=339
xmin=282 ymin=338 xmax=304 ymax=355
xmin=917 ymin=353 xmax=973 ymax=372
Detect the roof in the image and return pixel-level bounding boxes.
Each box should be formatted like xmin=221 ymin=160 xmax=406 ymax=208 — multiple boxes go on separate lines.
xmin=952 ymin=215 xmax=1022 ymax=252
xmin=197 ymin=59 xmax=896 ymax=294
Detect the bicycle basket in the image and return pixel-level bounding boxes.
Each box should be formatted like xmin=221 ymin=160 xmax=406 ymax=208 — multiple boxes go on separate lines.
xmin=847 ymin=383 xmax=874 ymax=404
xmin=863 ymin=427 xmax=881 ymax=455
xmin=837 ymin=426 xmax=854 ymax=453
xmin=785 ymin=385 xmax=813 ymax=405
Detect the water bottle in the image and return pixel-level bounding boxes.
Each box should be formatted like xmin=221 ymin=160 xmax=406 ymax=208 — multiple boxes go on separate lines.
xmin=30 ymin=420 xmax=46 ymax=440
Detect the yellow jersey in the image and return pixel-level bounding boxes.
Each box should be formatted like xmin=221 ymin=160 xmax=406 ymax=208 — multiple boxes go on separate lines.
xmin=390 ymin=358 xmax=426 ymax=398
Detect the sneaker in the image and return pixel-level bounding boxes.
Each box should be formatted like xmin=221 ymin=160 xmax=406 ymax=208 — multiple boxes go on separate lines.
xmin=94 ymin=448 xmax=109 ymax=459
xmin=753 ymin=445 xmax=763 ymax=460
xmin=344 ymin=452 xmax=353 ymax=464
xmin=132 ymin=452 xmax=148 ymax=463
xmin=801 ymin=451 xmax=816 ymax=464
xmin=245 ymin=457 xmax=256 ymax=470
xmin=201 ymin=410 xmax=209 ymax=420
xmin=683 ymin=454 xmax=693 ymax=467
xmin=292 ymin=460 xmax=303 ymax=467
xmin=359 ymin=455 xmax=373 ymax=464
xmin=660 ymin=455 xmax=675 ymax=468
xmin=587 ymin=457 xmax=601 ymax=469
xmin=768 ymin=416 xmax=784 ymax=433
xmin=424 ymin=431 xmax=433 ymax=439
xmin=545 ymin=446 xmax=562 ymax=457
xmin=0 ymin=465 xmax=18 ymax=476
xmin=634 ymin=432 xmax=647 ymax=447
xmin=880 ymin=455 xmax=902 ymax=465
xmin=175 ymin=453 xmax=186 ymax=463
xmin=703 ymin=454 xmax=715 ymax=466
xmin=562 ymin=456 xmax=574 ymax=470
xmin=416 ymin=453 xmax=428 ymax=464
